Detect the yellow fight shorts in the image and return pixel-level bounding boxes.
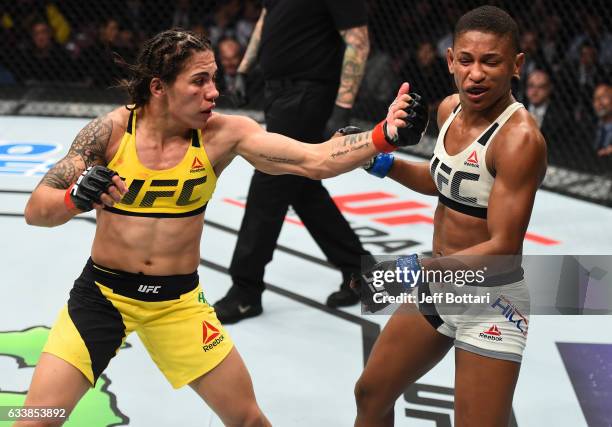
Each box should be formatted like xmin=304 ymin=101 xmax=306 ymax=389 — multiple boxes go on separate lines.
xmin=43 ymin=258 xmax=233 ymax=389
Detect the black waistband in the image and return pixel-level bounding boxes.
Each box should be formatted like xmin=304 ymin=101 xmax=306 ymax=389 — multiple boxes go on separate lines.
xmin=439 ymin=193 xmax=487 ymax=219
xmin=83 ymin=258 xmax=199 ymax=301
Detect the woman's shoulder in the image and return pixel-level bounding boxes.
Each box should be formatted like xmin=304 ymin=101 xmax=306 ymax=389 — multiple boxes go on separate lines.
xmin=107 ymin=106 xmax=132 ymax=129
xmin=437 ymin=94 xmax=460 ymax=128
xmin=203 ymin=112 xmax=262 ymax=141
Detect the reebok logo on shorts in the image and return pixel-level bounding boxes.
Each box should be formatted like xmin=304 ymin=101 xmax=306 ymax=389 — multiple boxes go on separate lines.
xmin=479 ymin=324 xmax=503 ymax=341
xmin=202 ymin=321 xmax=224 ymax=351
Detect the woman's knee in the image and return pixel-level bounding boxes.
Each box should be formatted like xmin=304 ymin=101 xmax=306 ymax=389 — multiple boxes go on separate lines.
xmin=354 ymin=376 xmax=388 ymax=414
xmin=354 ymin=376 xmax=400 ymax=426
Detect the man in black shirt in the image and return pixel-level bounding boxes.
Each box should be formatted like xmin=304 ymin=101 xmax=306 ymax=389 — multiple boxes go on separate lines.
xmin=215 ymin=0 xmax=372 ymax=323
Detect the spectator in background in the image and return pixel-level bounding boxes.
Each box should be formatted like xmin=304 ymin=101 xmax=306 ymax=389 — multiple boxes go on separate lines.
xmin=235 ymin=0 xmax=261 ymax=47
xmin=111 ymin=0 xmax=158 ymax=43
xmin=562 ymin=41 xmax=609 ymax=123
xmin=540 ymin=15 xmax=563 ymax=72
xmin=515 ymin=30 xmax=546 ymax=102
xmin=79 ymin=17 xmax=135 ymax=88
xmin=216 ymin=36 xmax=243 ymax=94
xmin=526 ymin=69 xmax=555 ymax=130
xmin=215 ymin=35 xmax=264 ymax=109
xmin=525 ymin=69 xmax=572 ymax=167
xmin=567 ymin=13 xmax=612 ymax=67
xmin=39 ymin=1 xmax=70 ymax=45
xmin=4 ymin=0 xmax=71 ymax=48
xmin=116 ymin=25 xmax=136 ymax=55
xmin=593 ymin=83 xmax=612 ymax=159
xmin=162 ymin=0 xmax=205 ymax=31
xmin=19 ymin=20 xmax=74 ymax=84
xmin=207 ymin=0 xmax=242 ymax=47
xmin=414 ymin=40 xmax=454 ymax=102
xmin=0 ymin=9 xmax=18 ymax=84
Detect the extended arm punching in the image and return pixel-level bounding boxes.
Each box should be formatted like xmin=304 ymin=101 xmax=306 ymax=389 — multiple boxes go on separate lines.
xmin=233 ymin=83 xmax=429 ymax=179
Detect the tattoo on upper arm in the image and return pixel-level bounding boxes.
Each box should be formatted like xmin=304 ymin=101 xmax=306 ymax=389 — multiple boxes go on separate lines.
xmin=337 ymin=26 xmax=370 ymax=107
xmin=39 ymin=115 xmax=113 ymax=189
xmin=330 ymin=131 xmax=371 ymax=159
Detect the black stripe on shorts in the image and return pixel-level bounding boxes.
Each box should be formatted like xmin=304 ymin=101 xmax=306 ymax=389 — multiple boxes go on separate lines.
xmin=68 ymin=263 xmax=126 ymax=384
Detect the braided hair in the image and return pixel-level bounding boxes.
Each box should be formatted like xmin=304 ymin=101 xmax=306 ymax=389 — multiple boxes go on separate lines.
xmin=117 ymin=29 xmax=212 ymax=109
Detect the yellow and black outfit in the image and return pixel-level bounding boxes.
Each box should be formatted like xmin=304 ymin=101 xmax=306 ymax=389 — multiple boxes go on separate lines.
xmin=105 ymin=108 xmax=216 ymax=217
xmin=44 ymin=110 xmax=233 ymax=388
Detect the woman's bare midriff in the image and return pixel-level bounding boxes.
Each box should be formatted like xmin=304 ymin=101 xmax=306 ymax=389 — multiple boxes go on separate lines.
xmin=91 ymin=209 xmax=206 ymax=274
xmin=432 ymin=203 xmax=490 ymax=256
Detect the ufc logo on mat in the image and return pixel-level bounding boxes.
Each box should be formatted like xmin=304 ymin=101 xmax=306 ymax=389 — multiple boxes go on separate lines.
xmin=138 ymin=285 xmax=161 ymax=294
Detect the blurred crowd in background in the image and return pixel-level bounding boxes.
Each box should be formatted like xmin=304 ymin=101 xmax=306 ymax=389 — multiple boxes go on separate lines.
xmin=0 ymin=0 xmax=610 ymax=174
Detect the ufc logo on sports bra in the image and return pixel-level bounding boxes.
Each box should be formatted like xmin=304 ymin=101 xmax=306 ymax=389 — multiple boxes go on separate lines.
xmin=120 ymin=177 xmax=207 ymax=207
xmin=430 ymin=156 xmax=480 ymax=204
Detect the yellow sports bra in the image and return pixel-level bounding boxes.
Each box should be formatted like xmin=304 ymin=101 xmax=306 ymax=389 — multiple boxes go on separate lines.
xmin=105 ymin=110 xmax=217 ymax=218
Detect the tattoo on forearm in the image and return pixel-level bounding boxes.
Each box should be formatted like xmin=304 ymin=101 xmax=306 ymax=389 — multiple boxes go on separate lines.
xmin=39 ymin=115 xmax=112 ymax=189
xmin=239 ymin=9 xmax=266 ymax=73
xmin=332 ymin=130 xmax=369 ymax=148
xmin=259 ymin=154 xmax=298 ymax=164
xmin=337 ymin=26 xmax=370 ymax=107
xmin=331 ymin=149 xmax=350 ymax=159
xmin=330 ymin=131 xmax=371 ymax=159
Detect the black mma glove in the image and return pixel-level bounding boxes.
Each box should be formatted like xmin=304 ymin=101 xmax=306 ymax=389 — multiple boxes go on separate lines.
xmin=351 ymin=255 xmax=424 ymax=313
xmin=325 ymin=105 xmax=352 ymax=138
xmin=372 ymin=83 xmax=429 ymax=152
xmin=233 ymin=72 xmax=248 ymax=107
xmin=64 ymin=165 xmax=118 ymax=212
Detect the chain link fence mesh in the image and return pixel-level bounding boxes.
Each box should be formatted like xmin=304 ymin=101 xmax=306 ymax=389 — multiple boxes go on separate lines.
xmin=0 ymin=0 xmax=610 ymax=203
